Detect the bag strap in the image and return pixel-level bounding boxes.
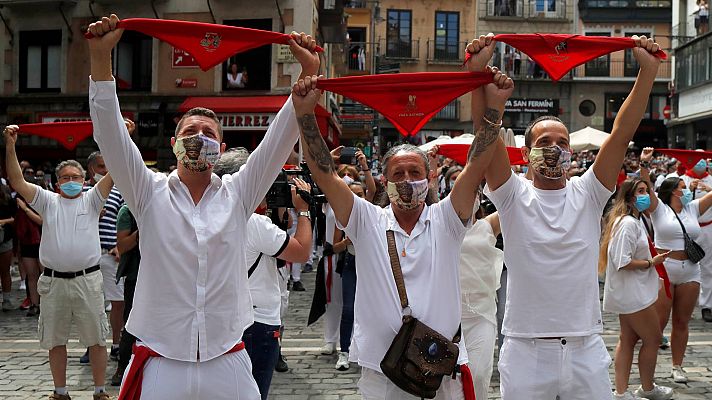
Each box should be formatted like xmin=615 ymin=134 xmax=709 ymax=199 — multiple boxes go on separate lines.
xmin=669 ymin=205 xmax=690 ymax=236
xmin=248 ymin=253 xmax=264 ymax=278
xmin=386 ymin=230 xmax=409 ymax=310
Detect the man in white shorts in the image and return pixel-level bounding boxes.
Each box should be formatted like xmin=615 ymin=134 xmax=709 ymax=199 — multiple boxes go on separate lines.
xmin=478 ymin=35 xmax=663 ymax=399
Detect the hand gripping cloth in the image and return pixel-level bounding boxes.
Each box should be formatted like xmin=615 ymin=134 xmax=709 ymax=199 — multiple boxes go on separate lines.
xmin=656 ymin=148 xmax=712 ymax=170
xmin=18 ymin=121 xmax=94 ymax=151
xmin=464 ymin=34 xmax=667 ymax=81
xmin=437 ymin=144 xmax=527 ymax=166
xmin=316 ymin=72 xmax=493 ymax=137
xmin=85 ymin=18 xmax=324 ymax=71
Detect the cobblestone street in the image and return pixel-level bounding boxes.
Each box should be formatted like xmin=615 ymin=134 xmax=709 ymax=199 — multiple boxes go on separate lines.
xmin=2 ymin=270 xmax=712 ymax=399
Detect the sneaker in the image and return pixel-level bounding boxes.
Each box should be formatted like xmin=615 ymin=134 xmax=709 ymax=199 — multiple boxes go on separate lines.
xmin=614 ymin=391 xmax=648 ymax=399
xmin=49 ymin=393 xmax=72 ymax=400
xmin=110 ymin=346 xmax=119 ymax=361
xmin=26 ymin=305 xmax=39 ymax=317
xmin=93 ymin=392 xmax=111 ymax=400
xmin=659 ymin=336 xmax=669 ymax=350
xmin=20 ymin=297 xmax=31 ymax=310
xmin=702 ymin=308 xmax=712 ymax=322
xmin=302 ymin=263 xmax=313 ymax=273
xmin=292 ymin=281 xmax=306 ymax=292
xmin=19 ymin=280 xmax=26 ymax=291
xmin=320 ymin=342 xmax=336 ymax=355
xmin=110 ymin=367 xmax=124 ymax=386
xmin=672 ymin=365 xmax=688 ymax=383
xmin=335 ymin=351 xmax=350 ymax=371
xmin=634 ymin=384 xmax=673 ymax=400
xmin=275 ymin=354 xmax=289 ymax=372
xmin=79 ymin=350 xmax=90 ymax=364
xmin=2 ymin=298 xmax=14 ymax=312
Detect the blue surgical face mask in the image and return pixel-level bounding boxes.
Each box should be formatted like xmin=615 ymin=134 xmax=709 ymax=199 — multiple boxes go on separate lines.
xmin=694 ymin=159 xmax=707 ymax=173
xmin=522 ymin=166 xmax=529 ymax=174
xmin=634 ymin=194 xmax=651 ymax=212
xmin=60 ymin=181 xmax=83 ymax=197
xmin=680 ymin=188 xmax=693 ymax=206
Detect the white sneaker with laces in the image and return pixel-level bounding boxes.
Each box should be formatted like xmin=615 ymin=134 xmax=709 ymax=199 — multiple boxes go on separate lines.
xmin=19 ymin=281 xmax=26 ymax=291
xmin=335 ymin=351 xmax=350 ymax=371
xmin=614 ymin=390 xmax=649 ymax=400
xmin=672 ymin=365 xmax=688 ymax=383
xmin=634 ymin=383 xmax=673 ymax=400
xmin=320 ymin=342 xmax=336 ymax=355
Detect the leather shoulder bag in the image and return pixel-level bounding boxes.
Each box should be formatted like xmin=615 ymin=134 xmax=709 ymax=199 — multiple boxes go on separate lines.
xmin=671 ymin=206 xmax=706 ymax=263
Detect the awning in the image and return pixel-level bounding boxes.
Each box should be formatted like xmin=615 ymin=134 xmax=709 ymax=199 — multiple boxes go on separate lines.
xmin=178 ymin=96 xmax=340 ymax=148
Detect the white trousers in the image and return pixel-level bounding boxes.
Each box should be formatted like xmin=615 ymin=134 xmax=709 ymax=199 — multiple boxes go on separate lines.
xmin=499 ymin=335 xmax=613 ymax=400
xmin=358 ymin=367 xmax=464 ymax=400
xmin=699 ymin=253 xmax=712 ymax=308
xmin=124 ymin=349 xmax=260 ymax=400
xmin=323 ymin=254 xmax=343 ymax=345
xmin=461 ymin=314 xmax=496 ymax=400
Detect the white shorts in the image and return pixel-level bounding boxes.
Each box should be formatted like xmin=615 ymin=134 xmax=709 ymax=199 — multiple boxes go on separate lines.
xmin=665 ymin=258 xmax=701 ymax=286
xmin=37 ymin=270 xmax=109 ymax=350
xmin=498 ymin=335 xmax=612 ymax=400
xmin=125 ymin=345 xmax=260 ymax=400
xmin=100 ymin=252 xmax=124 ymax=301
xmin=358 ymin=367 xmax=464 ymax=400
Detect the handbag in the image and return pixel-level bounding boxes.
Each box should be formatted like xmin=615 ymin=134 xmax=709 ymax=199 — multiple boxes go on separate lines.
xmin=671 ymin=206 xmax=706 ymax=263
xmin=380 ymin=230 xmax=460 ymax=399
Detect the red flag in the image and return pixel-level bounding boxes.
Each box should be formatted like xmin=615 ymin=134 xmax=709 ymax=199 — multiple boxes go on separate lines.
xmin=436 ymin=144 xmax=526 ymax=166
xmin=655 ymin=148 xmax=712 ymax=170
xmin=464 ymin=34 xmax=667 ymax=81
xmin=18 ymin=122 xmax=94 ymax=151
xmin=85 ymin=18 xmax=323 ymax=71
xmin=316 ymin=72 xmax=493 ymax=137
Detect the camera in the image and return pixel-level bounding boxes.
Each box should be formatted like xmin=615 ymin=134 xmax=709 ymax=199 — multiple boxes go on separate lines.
xmin=339 ymin=147 xmax=359 ymax=165
xmin=265 ymin=162 xmax=327 ymax=209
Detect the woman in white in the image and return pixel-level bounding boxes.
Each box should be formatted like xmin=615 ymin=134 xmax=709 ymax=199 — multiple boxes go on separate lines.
xmin=600 ymin=178 xmax=672 ymax=400
xmin=459 ymin=194 xmax=503 ymax=400
xmin=642 ymin=147 xmax=712 ymax=384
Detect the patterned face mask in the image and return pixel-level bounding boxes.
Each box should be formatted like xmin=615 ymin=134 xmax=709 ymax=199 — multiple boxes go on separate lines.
xmin=386 ymin=178 xmax=429 ymax=211
xmin=528 ymin=145 xmax=571 ymax=180
xmin=173 ymin=134 xmax=221 ymax=173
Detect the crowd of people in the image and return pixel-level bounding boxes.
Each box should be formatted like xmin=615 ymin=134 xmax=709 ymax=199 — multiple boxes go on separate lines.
xmin=0 ymin=13 xmax=707 ymax=400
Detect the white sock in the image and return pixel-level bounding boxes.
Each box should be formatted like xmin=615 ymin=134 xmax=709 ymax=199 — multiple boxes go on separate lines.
xmin=54 ymin=387 xmax=68 ymax=395
xmin=94 ymin=386 xmax=105 ymax=394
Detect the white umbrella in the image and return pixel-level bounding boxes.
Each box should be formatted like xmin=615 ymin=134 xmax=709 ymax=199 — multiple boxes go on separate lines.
xmin=419 ymin=135 xmax=453 ymax=152
xmin=569 ymin=126 xmax=633 ymax=152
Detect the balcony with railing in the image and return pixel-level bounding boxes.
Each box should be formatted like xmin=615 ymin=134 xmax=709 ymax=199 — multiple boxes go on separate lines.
xmin=579 ymin=0 xmax=671 ymax=22
xmin=573 ymin=59 xmax=672 ymax=79
xmin=672 ymin=10 xmax=708 ymax=48
xmin=346 ymin=41 xmax=375 ymax=74
xmin=426 ymin=40 xmax=467 ymax=63
xmin=382 ymin=38 xmax=420 ymax=61
xmin=485 ymin=0 xmax=568 ymax=20
xmin=344 ymin=0 xmax=367 ymax=7
xmin=675 ymin=33 xmax=712 ymax=91
xmin=434 ymin=100 xmax=460 ymax=120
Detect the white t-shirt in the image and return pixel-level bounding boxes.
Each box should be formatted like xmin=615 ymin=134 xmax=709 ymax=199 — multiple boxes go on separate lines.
xmin=460 ymin=219 xmax=504 ymax=325
xmin=603 ymin=216 xmax=659 ymax=314
xmin=337 ymin=195 xmax=469 ymax=371
xmin=245 ymin=214 xmax=290 ymax=326
xmin=484 ymin=169 xmax=612 ymax=337
xmin=651 ymin=200 xmax=701 ymax=250
xmin=680 ymin=174 xmax=712 ymax=201
xmin=30 ymin=185 xmax=106 ymax=272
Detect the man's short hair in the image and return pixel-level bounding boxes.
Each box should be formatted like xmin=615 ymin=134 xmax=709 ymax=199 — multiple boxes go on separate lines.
xmin=55 ymin=160 xmax=85 ymax=179
xmin=213 ymin=147 xmax=250 ymax=176
xmin=382 ymin=144 xmax=430 ymax=177
xmin=87 ymin=151 xmax=102 ymax=168
xmin=524 ymin=115 xmax=566 ymax=148
xmin=175 ymin=107 xmax=223 ymax=140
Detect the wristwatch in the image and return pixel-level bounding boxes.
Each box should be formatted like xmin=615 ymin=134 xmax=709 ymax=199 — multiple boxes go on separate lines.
xmin=297 ymin=210 xmax=311 ymax=220
xmin=641 ymin=161 xmax=650 ymax=169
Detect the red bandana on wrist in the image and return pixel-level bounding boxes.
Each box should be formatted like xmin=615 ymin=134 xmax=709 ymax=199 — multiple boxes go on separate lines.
xmin=437 ymin=144 xmax=527 ymax=166
xmin=464 ymin=34 xmax=667 ymax=81
xmin=316 ymin=72 xmax=493 ymax=137
xmin=18 ymin=122 xmax=94 ymax=151
xmin=85 ymin=18 xmax=324 ymax=71
xmin=656 ymin=148 xmax=712 ymax=171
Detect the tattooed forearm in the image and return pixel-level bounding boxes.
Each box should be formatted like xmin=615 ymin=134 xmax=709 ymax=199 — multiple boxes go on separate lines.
xmin=299 ymin=114 xmax=336 ymax=174
xmin=468 ymin=108 xmax=501 ymax=161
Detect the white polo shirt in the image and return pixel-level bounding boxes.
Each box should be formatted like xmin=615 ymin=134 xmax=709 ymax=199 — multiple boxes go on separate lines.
xmin=337 ymin=194 xmax=469 ymax=372
xmin=90 ymin=78 xmax=299 ymax=362
xmin=603 ymin=215 xmax=659 ymax=314
xmin=30 ymin=185 xmax=106 ymax=272
xmin=245 ymin=214 xmax=290 ymax=326
xmin=484 ymin=169 xmax=612 ymax=338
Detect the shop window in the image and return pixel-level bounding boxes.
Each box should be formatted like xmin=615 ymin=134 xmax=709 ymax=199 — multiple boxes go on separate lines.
xmin=223 ymin=19 xmax=272 ymax=91
xmin=19 ymin=30 xmax=61 ymax=93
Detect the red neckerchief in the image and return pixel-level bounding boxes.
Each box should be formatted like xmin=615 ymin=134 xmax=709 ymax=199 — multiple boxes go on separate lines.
xmin=464 ymin=34 xmax=667 ymax=81
xmin=459 ymin=364 xmax=476 ymax=400
xmin=18 ymin=122 xmax=94 ymax=151
xmin=655 ymin=148 xmax=712 ymax=170
xmin=437 ymin=144 xmax=526 ymax=166
xmin=316 ymin=72 xmax=493 ymax=137
xmin=85 ymin=18 xmax=324 ymax=71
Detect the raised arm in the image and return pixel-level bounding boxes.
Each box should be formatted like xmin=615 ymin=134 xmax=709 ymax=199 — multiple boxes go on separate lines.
xmin=450 ymin=69 xmax=514 ymax=223
xmin=95 ymin=172 xmax=114 ymax=199
xmin=293 ymin=77 xmax=355 ymax=228
xmin=356 ymin=150 xmax=377 ymax=202
xmin=3 ymin=126 xmax=37 ymax=202
xmin=640 ymin=147 xmax=660 ymax=213
xmin=593 ymin=36 xmax=661 ymax=191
